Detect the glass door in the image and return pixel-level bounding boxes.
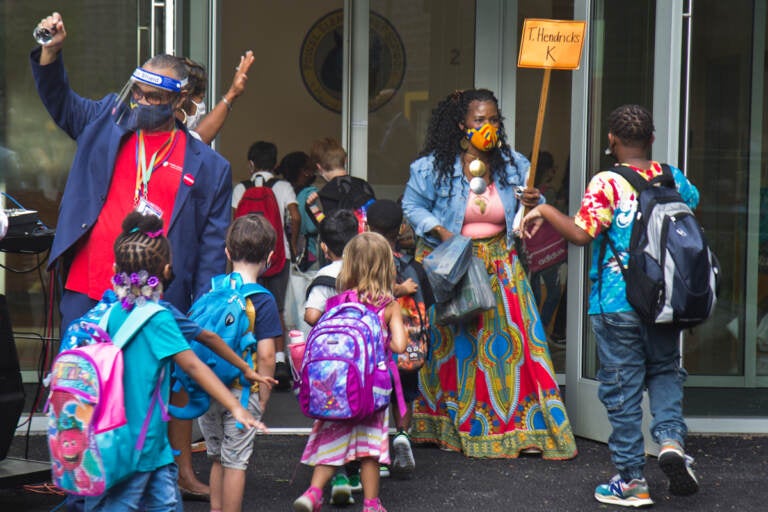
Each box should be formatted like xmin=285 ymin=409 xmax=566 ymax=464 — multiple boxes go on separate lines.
xmin=567 ymin=0 xmax=658 ymax=443
xmin=681 ymin=0 xmax=768 ymax=432
xmin=569 ymin=0 xmax=768 ymax=440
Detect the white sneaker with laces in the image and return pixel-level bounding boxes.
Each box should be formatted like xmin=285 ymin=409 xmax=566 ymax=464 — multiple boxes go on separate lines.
xmin=390 ymin=432 xmax=415 ymax=478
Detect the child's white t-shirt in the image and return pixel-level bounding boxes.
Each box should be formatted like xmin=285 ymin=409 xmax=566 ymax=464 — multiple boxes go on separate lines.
xmin=304 ymin=260 xmax=343 ymax=313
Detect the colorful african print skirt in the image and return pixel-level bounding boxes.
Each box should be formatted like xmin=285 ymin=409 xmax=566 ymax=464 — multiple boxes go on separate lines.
xmin=411 ymin=235 xmax=577 ymax=459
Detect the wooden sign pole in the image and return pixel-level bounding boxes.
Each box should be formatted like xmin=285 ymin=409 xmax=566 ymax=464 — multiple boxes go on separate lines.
xmin=517 ymin=18 xmax=586 ymax=214
xmin=526 ymin=68 xmax=552 ymax=190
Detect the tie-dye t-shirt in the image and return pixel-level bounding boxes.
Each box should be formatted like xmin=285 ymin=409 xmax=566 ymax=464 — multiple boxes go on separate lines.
xmin=574 ymin=162 xmax=700 ymax=314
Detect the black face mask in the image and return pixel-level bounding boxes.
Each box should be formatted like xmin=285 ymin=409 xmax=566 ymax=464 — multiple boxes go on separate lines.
xmin=118 ymin=101 xmax=175 ymax=131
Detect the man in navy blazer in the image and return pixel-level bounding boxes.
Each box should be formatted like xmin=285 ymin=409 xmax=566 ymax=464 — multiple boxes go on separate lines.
xmin=31 ymin=13 xmax=231 ymax=330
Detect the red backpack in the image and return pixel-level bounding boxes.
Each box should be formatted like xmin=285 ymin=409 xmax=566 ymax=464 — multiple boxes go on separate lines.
xmin=234 ymin=176 xmax=286 ymax=277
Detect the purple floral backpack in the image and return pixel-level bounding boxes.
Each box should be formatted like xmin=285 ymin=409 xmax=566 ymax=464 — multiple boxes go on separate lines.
xmin=299 ymin=290 xmax=403 ymax=421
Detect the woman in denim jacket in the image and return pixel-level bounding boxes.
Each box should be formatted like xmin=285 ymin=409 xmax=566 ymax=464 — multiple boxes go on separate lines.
xmin=402 ymin=89 xmax=577 ymax=460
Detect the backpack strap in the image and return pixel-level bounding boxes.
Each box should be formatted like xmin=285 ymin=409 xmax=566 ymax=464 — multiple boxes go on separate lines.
xmin=227 ymin=277 xmax=271 ymax=426
xmin=305 ymin=274 xmax=337 ymax=300
xmin=597 ymin=164 xmax=672 ymax=314
xmin=654 ymin=163 xmax=677 ymax=187
xmin=99 ymin=301 xmax=168 ymax=451
xmin=241 ymin=283 xmax=270 ymax=333
xmin=136 ymin=366 xmax=170 ymax=451
xmin=99 ymin=302 xmax=165 ymax=349
xmin=389 ymin=356 xmax=407 ymax=419
xmin=250 ymin=174 xmax=280 ymax=188
xmin=609 ymin=165 xmax=649 ymax=193
xmin=611 ymin=163 xmax=676 ymax=191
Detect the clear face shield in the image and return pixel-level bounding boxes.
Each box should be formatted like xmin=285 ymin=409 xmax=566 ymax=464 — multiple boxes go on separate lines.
xmin=112 ymin=67 xmax=187 ymax=132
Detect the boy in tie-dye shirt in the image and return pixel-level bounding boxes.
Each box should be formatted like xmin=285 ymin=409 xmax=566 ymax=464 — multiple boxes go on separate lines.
xmin=520 ymin=104 xmax=701 ymax=508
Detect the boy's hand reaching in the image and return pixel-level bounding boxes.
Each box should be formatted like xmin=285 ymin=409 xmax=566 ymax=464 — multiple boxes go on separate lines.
xmin=394 ymin=278 xmax=418 ymax=297
xmin=233 ymin=406 xmax=268 ymax=432
xmin=243 ymin=368 xmax=278 ymax=389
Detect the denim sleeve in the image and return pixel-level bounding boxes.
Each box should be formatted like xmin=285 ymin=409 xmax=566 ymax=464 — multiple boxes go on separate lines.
xmin=402 ymin=156 xmax=442 ymax=238
xmin=161 ymin=300 xmax=202 ymax=341
xmin=671 ymin=165 xmax=700 ymax=209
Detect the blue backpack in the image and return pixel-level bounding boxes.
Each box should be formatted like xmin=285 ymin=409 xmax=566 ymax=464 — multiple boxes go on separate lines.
xmin=169 ymin=272 xmax=271 ymax=420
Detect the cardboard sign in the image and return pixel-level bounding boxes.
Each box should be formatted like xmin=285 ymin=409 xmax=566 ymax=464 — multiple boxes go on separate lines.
xmin=518 ymin=19 xmax=586 ymax=70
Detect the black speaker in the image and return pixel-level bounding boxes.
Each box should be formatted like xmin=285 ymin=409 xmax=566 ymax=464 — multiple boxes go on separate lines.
xmin=0 ymin=294 xmax=25 ymax=461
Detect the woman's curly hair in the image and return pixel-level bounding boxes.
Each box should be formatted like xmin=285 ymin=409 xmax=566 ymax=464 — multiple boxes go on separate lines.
xmin=419 ymin=88 xmax=515 ymax=188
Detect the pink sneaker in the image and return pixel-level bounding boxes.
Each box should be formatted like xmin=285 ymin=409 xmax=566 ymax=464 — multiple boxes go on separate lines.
xmin=363 ymin=497 xmax=387 ymax=512
xmin=293 ymin=486 xmax=322 ymax=512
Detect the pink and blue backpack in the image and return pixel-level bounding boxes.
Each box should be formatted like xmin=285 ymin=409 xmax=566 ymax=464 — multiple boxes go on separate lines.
xmin=298 ymin=290 xmax=404 ymax=421
xmin=45 ymin=302 xmax=166 ymax=496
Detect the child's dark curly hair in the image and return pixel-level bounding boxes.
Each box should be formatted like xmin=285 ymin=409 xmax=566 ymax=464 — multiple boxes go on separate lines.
xmin=607 ymin=104 xmax=654 ymax=148
xmin=420 ymin=88 xmax=515 ymax=188
xmin=113 ymin=212 xmax=171 ymax=277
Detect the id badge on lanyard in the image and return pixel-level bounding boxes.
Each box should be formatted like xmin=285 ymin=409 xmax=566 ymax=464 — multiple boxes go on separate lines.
xmin=137 ymin=197 xmax=163 ymax=218
xmin=135 ymin=129 xmax=177 ymax=218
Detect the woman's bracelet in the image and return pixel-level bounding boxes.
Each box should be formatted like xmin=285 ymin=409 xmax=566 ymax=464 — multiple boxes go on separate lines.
xmin=221 ymin=97 xmax=232 ymax=111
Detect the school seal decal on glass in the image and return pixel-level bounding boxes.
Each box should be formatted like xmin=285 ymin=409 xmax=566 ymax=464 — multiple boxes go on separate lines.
xmin=300 ymin=9 xmax=406 ymax=113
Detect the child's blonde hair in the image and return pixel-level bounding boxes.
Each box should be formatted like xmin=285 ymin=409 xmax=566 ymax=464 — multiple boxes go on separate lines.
xmin=337 ymin=232 xmax=395 ymax=306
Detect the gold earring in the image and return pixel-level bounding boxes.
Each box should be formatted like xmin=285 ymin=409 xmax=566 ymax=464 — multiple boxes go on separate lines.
xmin=459 ymin=138 xmax=469 ymax=150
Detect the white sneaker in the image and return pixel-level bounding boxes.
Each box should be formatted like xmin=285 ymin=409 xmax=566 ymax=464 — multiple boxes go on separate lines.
xmin=390 ymin=432 xmax=415 ymax=479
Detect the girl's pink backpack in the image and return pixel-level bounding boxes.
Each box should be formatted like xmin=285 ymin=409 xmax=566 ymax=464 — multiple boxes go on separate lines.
xmin=45 ymin=302 xmax=166 ymax=495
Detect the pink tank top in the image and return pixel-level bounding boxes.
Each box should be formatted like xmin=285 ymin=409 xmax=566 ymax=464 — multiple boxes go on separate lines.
xmin=461 ymin=182 xmax=505 ymax=238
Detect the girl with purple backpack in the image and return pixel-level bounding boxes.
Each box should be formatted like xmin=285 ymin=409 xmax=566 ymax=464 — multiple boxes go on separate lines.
xmin=294 ymin=232 xmax=407 ymax=512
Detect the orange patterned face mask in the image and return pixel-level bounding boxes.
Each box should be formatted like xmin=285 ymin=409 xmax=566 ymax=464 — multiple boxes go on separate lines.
xmin=465 ymin=123 xmax=499 ymax=152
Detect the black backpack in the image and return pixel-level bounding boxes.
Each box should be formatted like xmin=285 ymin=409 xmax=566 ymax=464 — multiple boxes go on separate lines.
xmin=318 ymin=176 xmax=376 ymax=213
xmin=600 ymin=164 xmax=720 ymax=328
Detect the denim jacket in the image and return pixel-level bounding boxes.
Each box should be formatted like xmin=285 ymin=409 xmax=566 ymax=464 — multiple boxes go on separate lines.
xmin=402 ymin=151 xmax=534 ymax=247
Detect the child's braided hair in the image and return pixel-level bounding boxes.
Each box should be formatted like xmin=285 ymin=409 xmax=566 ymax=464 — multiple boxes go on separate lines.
xmin=113 ymin=212 xmax=171 ymax=277
xmin=607 ymin=104 xmax=654 ymax=148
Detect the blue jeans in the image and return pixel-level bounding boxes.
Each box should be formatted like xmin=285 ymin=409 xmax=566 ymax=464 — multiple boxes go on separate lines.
xmin=82 ymin=463 xmax=181 ymax=511
xmin=531 ymin=264 xmax=563 ymax=331
xmin=590 ymin=311 xmax=688 ymax=481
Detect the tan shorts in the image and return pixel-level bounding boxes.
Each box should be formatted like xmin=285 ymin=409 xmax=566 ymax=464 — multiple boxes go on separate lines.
xmin=197 ymin=388 xmax=263 ymax=470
